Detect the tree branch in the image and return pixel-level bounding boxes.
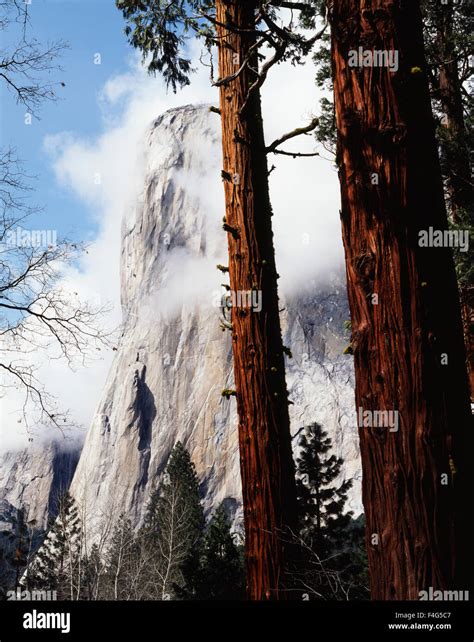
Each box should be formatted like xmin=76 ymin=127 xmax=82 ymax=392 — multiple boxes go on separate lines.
xmin=266 ymin=117 xmax=319 ymax=153
xmin=239 ymin=39 xmax=288 ymax=116
xmin=268 ymin=2 xmax=311 ymax=11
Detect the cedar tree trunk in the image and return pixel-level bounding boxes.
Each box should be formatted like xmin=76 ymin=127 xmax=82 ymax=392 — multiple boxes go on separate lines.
xmin=215 ymin=0 xmax=298 ymax=600
xmin=329 ymin=0 xmax=473 ymax=599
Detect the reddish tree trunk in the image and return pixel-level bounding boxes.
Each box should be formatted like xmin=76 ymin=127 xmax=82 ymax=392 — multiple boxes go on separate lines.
xmin=215 ymin=0 xmax=297 ymax=600
xmin=329 ymin=0 xmax=473 ymax=599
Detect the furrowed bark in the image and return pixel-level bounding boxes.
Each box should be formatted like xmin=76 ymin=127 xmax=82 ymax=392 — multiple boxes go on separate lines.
xmin=329 ymin=0 xmax=473 ymax=599
xmin=215 ymin=0 xmax=298 ymax=600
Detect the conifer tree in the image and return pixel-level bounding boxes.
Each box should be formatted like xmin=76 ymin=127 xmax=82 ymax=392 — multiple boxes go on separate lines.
xmin=179 ymin=505 xmax=245 ymax=600
xmin=198 ymin=505 xmax=245 ymax=600
xmin=296 ymin=423 xmax=353 ymax=552
xmin=141 ymin=442 xmax=204 ymax=600
xmin=295 ymin=423 xmax=368 ymax=599
xmin=30 ymin=492 xmax=82 ymax=600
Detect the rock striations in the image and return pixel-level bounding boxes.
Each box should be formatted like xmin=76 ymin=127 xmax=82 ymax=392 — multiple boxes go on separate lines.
xmin=0 ymin=105 xmax=361 ymax=543
xmin=70 ymin=104 xmax=361 ymax=536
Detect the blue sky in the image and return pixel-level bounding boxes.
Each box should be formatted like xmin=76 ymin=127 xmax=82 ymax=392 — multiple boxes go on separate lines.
xmin=1 ymin=2 xmax=344 ymax=449
xmin=1 ymin=0 xmax=133 ymax=242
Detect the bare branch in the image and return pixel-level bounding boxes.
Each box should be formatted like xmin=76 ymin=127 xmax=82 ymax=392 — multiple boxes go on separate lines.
xmin=239 ymin=39 xmax=288 ymax=116
xmin=270 ymin=149 xmax=320 ymax=157
xmin=266 ymin=117 xmax=319 ymax=153
xmin=0 ymin=1 xmax=68 ymax=116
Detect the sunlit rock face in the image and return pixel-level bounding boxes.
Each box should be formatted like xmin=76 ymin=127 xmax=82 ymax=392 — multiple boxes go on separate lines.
xmin=0 ymin=442 xmax=78 ymax=591
xmin=0 ymin=443 xmax=79 ymax=529
xmin=68 ymin=104 xmax=361 ymax=537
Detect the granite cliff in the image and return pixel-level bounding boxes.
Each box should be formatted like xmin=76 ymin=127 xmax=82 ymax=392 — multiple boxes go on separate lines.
xmin=69 ymin=105 xmax=361 ymax=536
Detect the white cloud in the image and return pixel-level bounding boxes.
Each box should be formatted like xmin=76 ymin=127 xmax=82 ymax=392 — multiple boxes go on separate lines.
xmin=1 ymin=41 xmax=343 ymax=453
xmin=262 ymin=59 xmax=343 ymax=294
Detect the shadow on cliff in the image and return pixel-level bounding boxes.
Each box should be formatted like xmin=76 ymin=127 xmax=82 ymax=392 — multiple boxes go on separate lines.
xmin=47 ymin=447 xmax=80 ymax=521
xmin=130 ymin=365 xmax=157 ymax=452
xmin=125 ymin=365 xmax=157 ymax=495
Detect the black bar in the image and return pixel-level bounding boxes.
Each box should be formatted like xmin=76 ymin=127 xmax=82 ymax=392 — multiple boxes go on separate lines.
xmin=0 ymin=600 xmax=472 ymax=642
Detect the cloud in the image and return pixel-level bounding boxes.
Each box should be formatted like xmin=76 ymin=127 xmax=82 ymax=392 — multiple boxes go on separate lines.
xmin=1 ymin=42 xmax=343 ymax=453
xmin=262 ymin=60 xmax=343 ymax=295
